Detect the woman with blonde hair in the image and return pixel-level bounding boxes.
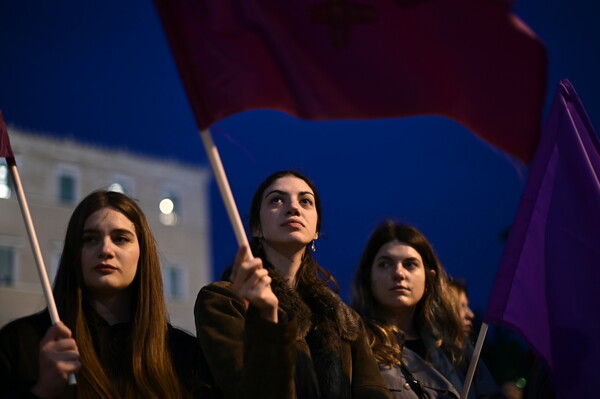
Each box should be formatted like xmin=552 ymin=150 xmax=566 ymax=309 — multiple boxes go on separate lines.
xmin=447 ymin=278 xmax=475 ymax=340
xmin=0 ymin=190 xmax=211 ymax=398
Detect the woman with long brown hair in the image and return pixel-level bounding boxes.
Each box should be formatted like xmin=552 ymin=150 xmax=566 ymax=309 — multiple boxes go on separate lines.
xmin=195 ymin=170 xmax=390 ymax=399
xmin=352 ymin=221 xmax=501 ymax=399
xmin=0 ymin=190 xmax=210 ymax=398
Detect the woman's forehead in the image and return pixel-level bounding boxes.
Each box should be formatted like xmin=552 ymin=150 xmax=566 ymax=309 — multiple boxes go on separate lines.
xmin=263 ymin=176 xmax=314 ymax=196
xmin=376 ymin=240 xmax=421 ymax=259
xmin=83 ymin=207 xmax=134 ymax=231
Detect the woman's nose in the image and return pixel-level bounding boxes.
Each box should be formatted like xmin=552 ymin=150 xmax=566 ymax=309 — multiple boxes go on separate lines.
xmin=392 ymin=264 xmax=405 ymax=279
xmin=286 ymin=200 xmax=300 ymax=215
xmin=466 ymin=306 xmax=475 ymax=319
xmin=98 ymin=237 xmax=114 ymax=258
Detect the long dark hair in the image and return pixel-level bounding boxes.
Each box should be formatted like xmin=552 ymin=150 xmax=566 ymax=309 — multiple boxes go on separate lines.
xmin=53 ymin=190 xmax=189 ymax=398
xmin=352 ymin=220 xmax=465 ymax=367
xmin=224 ymin=170 xmax=337 ymax=290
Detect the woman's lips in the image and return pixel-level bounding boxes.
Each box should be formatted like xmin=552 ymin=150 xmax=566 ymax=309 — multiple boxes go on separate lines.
xmin=282 ymin=219 xmax=304 ymax=228
xmin=94 ymin=264 xmax=117 ymax=273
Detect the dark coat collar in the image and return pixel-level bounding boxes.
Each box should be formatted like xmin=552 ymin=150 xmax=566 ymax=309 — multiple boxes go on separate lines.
xmin=269 ymin=268 xmax=360 ymax=398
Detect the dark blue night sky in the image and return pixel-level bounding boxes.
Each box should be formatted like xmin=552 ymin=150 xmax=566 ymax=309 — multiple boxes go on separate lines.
xmin=1 ymin=0 xmax=598 ymax=313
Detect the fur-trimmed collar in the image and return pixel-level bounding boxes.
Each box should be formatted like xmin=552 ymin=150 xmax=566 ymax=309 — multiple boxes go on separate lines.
xmin=269 ymin=269 xmax=360 ymax=397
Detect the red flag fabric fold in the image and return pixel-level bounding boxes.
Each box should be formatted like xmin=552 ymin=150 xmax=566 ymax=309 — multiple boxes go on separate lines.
xmin=0 ymin=111 xmax=15 ymax=162
xmin=153 ymin=0 xmax=546 ymax=163
xmin=485 ymin=79 xmax=600 ymax=398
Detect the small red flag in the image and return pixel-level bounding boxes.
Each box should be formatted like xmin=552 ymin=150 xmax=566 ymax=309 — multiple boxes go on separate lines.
xmin=154 ymin=0 xmax=547 ymax=163
xmin=0 ymin=111 xmax=15 ymax=162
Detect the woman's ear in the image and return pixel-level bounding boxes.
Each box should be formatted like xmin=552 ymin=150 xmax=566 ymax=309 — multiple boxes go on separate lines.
xmin=252 ymin=226 xmax=262 ymax=238
xmin=429 ymin=268 xmax=437 ymax=277
xmin=314 ymin=232 xmax=319 ymax=241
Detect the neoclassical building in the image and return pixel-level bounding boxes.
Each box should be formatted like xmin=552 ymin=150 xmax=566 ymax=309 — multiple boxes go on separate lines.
xmin=0 ymin=127 xmax=212 ymax=333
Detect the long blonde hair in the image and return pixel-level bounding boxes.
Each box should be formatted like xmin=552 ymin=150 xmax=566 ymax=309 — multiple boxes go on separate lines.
xmin=364 ymin=320 xmax=405 ymax=368
xmin=53 ymin=190 xmax=190 ymax=398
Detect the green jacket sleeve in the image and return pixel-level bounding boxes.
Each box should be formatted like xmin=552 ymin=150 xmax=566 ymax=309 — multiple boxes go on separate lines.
xmin=194 ymin=281 xmax=297 ymax=399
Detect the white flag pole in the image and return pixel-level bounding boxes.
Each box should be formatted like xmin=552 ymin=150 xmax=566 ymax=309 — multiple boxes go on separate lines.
xmin=8 ymin=160 xmax=77 ymax=385
xmin=199 ymin=129 xmax=252 ymax=255
xmin=459 ymin=322 xmax=489 ymax=399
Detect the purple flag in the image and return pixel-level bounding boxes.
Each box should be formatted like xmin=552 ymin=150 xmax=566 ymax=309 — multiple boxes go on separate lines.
xmin=0 ymin=111 xmax=15 ymax=162
xmin=485 ymin=80 xmax=600 ymax=398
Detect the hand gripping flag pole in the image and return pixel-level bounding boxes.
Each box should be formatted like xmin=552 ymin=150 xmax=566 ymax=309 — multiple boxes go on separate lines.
xmin=0 ymin=112 xmax=76 ymax=385
xmin=199 ymin=129 xmax=253 ymax=310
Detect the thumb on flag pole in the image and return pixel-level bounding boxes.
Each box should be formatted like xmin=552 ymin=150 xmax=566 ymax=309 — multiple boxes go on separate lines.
xmin=199 ymin=128 xmax=252 ymax=309
xmin=0 ymin=112 xmax=77 ymax=385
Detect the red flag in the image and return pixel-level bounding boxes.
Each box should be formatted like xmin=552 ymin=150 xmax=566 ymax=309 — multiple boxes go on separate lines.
xmin=485 ymin=80 xmax=600 ymax=398
xmin=153 ymin=0 xmax=546 ymax=163
xmin=0 ymin=111 xmax=15 ymax=162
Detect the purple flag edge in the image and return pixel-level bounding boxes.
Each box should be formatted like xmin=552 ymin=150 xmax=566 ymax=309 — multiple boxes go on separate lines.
xmin=484 ymin=79 xmax=600 ymax=368
xmin=0 ymin=111 xmax=16 ymax=165
xmin=546 ymin=85 xmax=600 ymax=399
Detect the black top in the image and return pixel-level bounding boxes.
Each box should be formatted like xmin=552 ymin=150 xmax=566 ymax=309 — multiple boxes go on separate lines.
xmin=0 ymin=309 xmax=213 ymax=398
xmin=404 ymin=338 xmax=427 ymax=360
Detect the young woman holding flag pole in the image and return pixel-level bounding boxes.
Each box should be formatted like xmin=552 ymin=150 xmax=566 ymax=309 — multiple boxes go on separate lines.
xmin=194 ymin=167 xmax=391 ymax=399
xmin=0 ymin=190 xmax=211 ymax=398
xmin=0 ymin=112 xmax=80 ymax=389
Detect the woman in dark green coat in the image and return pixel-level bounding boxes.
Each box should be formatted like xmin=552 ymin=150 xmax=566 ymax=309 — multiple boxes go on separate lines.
xmin=195 ymin=170 xmax=391 ymax=399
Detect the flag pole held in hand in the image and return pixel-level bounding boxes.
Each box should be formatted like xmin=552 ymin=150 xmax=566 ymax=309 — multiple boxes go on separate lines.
xmin=0 ymin=112 xmax=77 ymax=385
xmin=199 ymin=128 xmax=253 ymax=309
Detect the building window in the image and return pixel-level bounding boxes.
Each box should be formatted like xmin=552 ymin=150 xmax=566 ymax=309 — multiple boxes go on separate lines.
xmin=57 ymin=166 xmax=79 ymax=205
xmin=59 ymin=175 xmax=75 ymax=204
xmin=0 ymin=246 xmax=15 ymax=286
xmin=108 ymin=174 xmax=135 ymax=196
xmin=107 ymin=183 xmax=124 ymax=194
xmin=0 ymin=162 xmax=13 ymax=199
xmin=163 ymin=264 xmax=185 ymax=300
xmin=159 ymin=189 xmax=181 ymax=226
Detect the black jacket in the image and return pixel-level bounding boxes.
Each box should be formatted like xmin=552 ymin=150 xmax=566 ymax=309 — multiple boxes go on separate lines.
xmin=0 ymin=309 xmax=213 ymax=398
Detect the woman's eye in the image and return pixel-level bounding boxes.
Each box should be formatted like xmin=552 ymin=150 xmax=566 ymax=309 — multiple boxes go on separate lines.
xmin=404 ymin=261 xmax=419 ymax=269
xmin=300 ymin=198 xmax=313 ymax=206
xmin=376 ymin=261 xmax=391 ymax=269
xmin=270 ymin=197 xmax=283 ymax=204
xmin=82 ymin=236 xmax=97 ymax=244
xmin=114 ymin=236 xmax=130 ymax=244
